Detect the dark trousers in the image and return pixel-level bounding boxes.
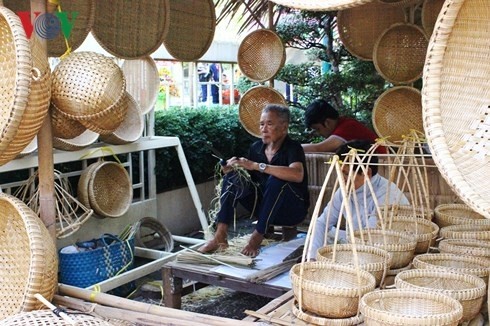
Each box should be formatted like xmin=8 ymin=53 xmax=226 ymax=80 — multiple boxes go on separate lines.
xmin=216 ymin=172 xmax=307 ymax=234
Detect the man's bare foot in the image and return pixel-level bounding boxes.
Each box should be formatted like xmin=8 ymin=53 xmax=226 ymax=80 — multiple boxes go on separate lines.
xmin=198 ymin=239 xmax=229 ymax=254
xmin=241 ymin=231 xmax=264 ymax=257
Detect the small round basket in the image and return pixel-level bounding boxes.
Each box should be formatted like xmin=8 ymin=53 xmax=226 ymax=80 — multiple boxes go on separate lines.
xmin=269 ymin=0 xmax=377 ymax=11
xmin=238 ymin=86 xmax=286 ymax=138
xmin=77 ymin=161 xmax=105 ymax=213
xmin=372 ymin=86 xmax=423 ymax=143
xmin=163 ymin=0 xmax=215 ymax=62
xmin=373 ymin=23 xmax=429 ymax=84
xmin=0 ymin=193 xmax=58 ymax=319
xmin=88 ymin=161 xmax=133 ymax=218
xmin=135 ymin=217 xmax=174 ymax=252
xmin=434 ymin=203 xmax=487 ymax=228
xmin=412 ymin=253 xmax=490 ymax=285
xmin=290 ymin=261 xmax=375 ymax=318
xmin=337 ymin=2 xmax=405 ymax=61
xmin=317 ymin=244 xmax=391 ymax=287
xmin=359 ymin=289 xmax=463 ymax=326
xmin=439 ymin=223 xmax=490 ymax=241
xmin=0 ymin=309 xmax=117 ymax=325
xmin=238 ymin=29 xmax=285 ymax=82
xmin=53 ymin=129 xmax=99 ymax=152
xmin=395 ymin=269 xmax=486 ymax=322
xmin=291 ymin=300 xmax=364 ymax=326
xmin=421 ymin=0 xmax=445 ymax=37
xmin=438 ymin=239 xmax=490 ymax=259
xmin=380 ymin=216 xmax=439 ymax=254
xmin=352 ymin=229 xmax=417 ymax=269
xmin=382 ymin=204 xmax=434 ymax=220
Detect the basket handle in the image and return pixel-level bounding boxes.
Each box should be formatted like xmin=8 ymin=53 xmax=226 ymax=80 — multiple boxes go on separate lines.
xmin=31 ymin=67 xmax=41 ymax=81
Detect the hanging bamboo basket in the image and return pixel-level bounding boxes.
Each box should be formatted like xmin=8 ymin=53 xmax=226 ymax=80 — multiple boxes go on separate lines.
xmin=421 ymin=0 xmax=445 ymax=38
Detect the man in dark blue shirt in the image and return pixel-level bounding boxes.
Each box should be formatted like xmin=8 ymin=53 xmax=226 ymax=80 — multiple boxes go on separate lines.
xmin=199 ymin=104 xmax=309 ymax=256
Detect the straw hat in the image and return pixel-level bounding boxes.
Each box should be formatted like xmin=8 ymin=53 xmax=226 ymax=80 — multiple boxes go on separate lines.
xmin=269 ymin=0 xmax=377 ymax=10
xmin=422 ymin=0 xmax=490 ymax=218
xmin=163 ymin=0 xmax=216 ymax=62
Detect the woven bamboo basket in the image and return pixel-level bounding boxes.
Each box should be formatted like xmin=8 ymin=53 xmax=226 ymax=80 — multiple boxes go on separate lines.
xmin=163 ymin=0 xmax=215 ymax=62
xmin=53 ymin=129 xmax=99 ymax=152
xmin=99 ymin=93 xmax=144 ymax=145
xmin=290 ymin=261 xmax=376 ymax=318
xmin=0 ymin=36 xmax=50 ymax=166
xmin=372 ymin=86 xmax=423 ymax=143
xmin=51 ymin=103 xmax=86 ymax=139
xmin=422 ymin=0 xmax=490 ymax=218
xmin=395 ymin=269 xmax=486 ymax=322
xmin=88 ymin=161 xmax=133 ymax=218
xmin=77 ymin=161 xmax=105 ymax=213
xmin=0 ymin=309 xmax=117 ymax=325
xmin=0 ymin=6 xmax=32 ymax=157
xmin=373 ymin=23 xmax=429 ymax=84
xmin=380 ymin=216 xmax=439 ymax=254
xmin=382 ymin=204 xmax=434 ymax=221
xmin=413 ymin=253 xmax=490 ymax=285
xmin=337 ymin=1 xmax=405 ymax=61
xmin=269 ymin=0 xmax=377 ymax=11
xmin=352 ymin=229 xmax=417 ymax=269
xmin=238 ymin=86 xmax=286 ymax=138
xmin=135 ymin=217 xmax=174 ymax=252
xmin=317 ymin=244 xmax=391 ymax=287
xmin=51 ymin=51 xmax=127 ymax=133
xmin=421 ymin=0 xmax=445 ymax=37
xmin=360 ymin=289 xmax=463 ymax=326
xmin=92 ymin=0 xmax=169 ymax=59
xmin=378 ymin=0 xmax=423 ymax=7
xmin=18 ymin=137 xmax=37 ymax=157
xmin=438 ymin=239 xmax=490 ymax=259
xmin=291 ymin=300 xmax=364 ymax=326
xmin=121 ymin=56 xmax=160 ymax=114
xmin=238 ymin=29 xmax=286 ymax=82
xmin=0 ymin=193 xmax=58 ymax=319
xmin=434 ymin=203 xmax=487 ymax=228
xmin=439 ymin=223 xmax=490 ymax=241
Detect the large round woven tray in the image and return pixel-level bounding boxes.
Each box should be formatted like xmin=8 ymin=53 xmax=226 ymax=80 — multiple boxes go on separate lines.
xmin=163 ymin=0 xmax=215 ymax=62
xmin=395 ymin=269 xmax=486 ymax=322
xmin=434 ymin=203 xmax=487 ymax=228
xmin=373 ymin=23 xmax=428 ymax=84
xmin=438 ymin=239 xmax=490 ymax=259
xmin=421 ymin=0 xmax=445 ymax=37
xmin=238 ymin=86 xmax=286 ymax=138
xmin=337 ymin=2 xmax=405 ymax=61
xmin=269 ymin=0 xmax=376 ymax=11
xmin=0 ymin=6 xmax=31 ymax=157
xmin=317 ymin=244 xmax=391 ymax=287
xmin=53 ymin=129 xmax=99 ymax=152
xmin=439 ymin=222 xmax=490 ymax=241
xmin=381 ymin=216 xmax=438 ymax=254
xmin=422 ymin=0 xmax=490 ymax=218
xmin=238 ymin=29 xmax=285 ymax=82
xmin=0 ymin=193 xmax=58 ymax=319
xmin=2 ymin=0 xmax=95 ymax=57
xmin=291 ymin=300 xmax=364 ymax=326
xmin=92 ymin=0 xmax=169 ymax=59
xmin=0 ymin=309 xmax=117 ymax=325
xmin=372 ymin=86 xmax=423 ymax=143
xmin=290 ymin=261 xmax=375 ymax=318
xmin=121 ymin=56 xmax=160 ymax=114
xmin=359 ymin=289 xmax=463 ymax=326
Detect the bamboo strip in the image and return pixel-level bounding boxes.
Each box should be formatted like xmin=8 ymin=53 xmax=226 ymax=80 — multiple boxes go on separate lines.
xmin=244 ymin=310 xmax=292 ymax=326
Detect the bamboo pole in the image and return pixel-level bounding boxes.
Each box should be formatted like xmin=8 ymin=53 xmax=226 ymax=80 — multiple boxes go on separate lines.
xmin=31 ymin=0 xmax=56 ymax=239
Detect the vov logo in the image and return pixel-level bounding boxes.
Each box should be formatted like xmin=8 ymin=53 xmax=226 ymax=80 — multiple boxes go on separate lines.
xmin=16 ymin=11 xmax=79 ymax=39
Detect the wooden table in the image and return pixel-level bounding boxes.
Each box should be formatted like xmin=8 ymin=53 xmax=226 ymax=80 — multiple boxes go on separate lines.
xmin=162 ymin=261 xmax=290 ymax=309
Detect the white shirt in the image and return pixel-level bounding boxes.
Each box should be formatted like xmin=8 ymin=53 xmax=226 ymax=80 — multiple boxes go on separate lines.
xmin=308 ymin=173 xmax=409 ymax=259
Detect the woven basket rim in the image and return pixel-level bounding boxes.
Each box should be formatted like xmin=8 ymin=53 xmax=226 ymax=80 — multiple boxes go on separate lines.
xmin=53 ymin=129 xmax=99 ymax=151
xmin=434 ymin=204 xmax=487 ymax=227
xmin=269 ymin=0 xmax=377 ymax=11
xmin=317 ymin=244 xmax=391 ymax=269
xmin=413 ymin=253 xmax=490 ymax=277
xmin=291 ymin=300 xmax=364 ymax=326
xmin=353 ymin=229 xmax=417 ymax=251
xmin=135 ymin=216 xmax=174 ymax=252
xmin=439 ymin=223 xmax=490 ymax=240
xmin=381 ymin=216 xmax=439 ymax=242
xmin=438 ymin=239 xmax=490 ymax=258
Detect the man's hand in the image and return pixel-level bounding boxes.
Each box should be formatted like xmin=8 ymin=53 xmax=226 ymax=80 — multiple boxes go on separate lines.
xmin=221 ymin=157 xmax=256 ymax=174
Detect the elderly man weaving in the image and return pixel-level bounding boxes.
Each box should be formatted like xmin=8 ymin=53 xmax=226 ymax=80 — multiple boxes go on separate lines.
xmin=199 ymin=104 xmax=310 ymax=257
xmin=308 ymin=140 xmax=409 ymax=260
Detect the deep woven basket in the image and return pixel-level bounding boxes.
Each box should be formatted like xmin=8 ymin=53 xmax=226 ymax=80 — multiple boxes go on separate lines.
xmin=352 ymin=229 xmax=417 ymax=269
xmin=439 ymin=222 xmax=490 ymax=241
xmin=412 ymin=253 xmax=490 ymax=285
xmin=99 ymin=93 xmax=143 ymax=145
xmin=77 ymin=161 xmax=105 ymax=212
xmin=290 ymin=261 xmax=375 ymax=318
xmin=421 ymin=0 xmax=445 ymax=37
xmin=238 ymin=29 xmax=286 ymax=82
xmin=422 ymin=0 xmax=490 ymax=218
xmin=239 ymin=86 xmax=286 ymax=138
xmin=269 ymin=0 xmax=377 ymax=11
xmin=372 ymin=86 xmax=423 ymax=143
xmin=92 ymin=0 xmax=169 ymax=59
xmin=373 ymin=23 xmax=429 ymax=84
xmin=53 ymin=129 xmax=99 ymax=152
xmin=360 ymin=289 xmax=463 ymax=326
xmin=59 ymin=234 xmax=134 ymax=288
xmin=337 ymin=1 xmax=405 ymax=61
xmin=438 ymin=239 xmax=490 ymax=259
xmin=121 ymin=56 xmax=160 ymax=115
xmin=163 ymin=0 xmax=215 ymax=62
xmin=381 ymin=204 xmax=434 ymax=221
xmin=434 ymin=203 xmax=487 ymax=228
xmin=395 ymin=269 xmax=486 ymax=322
xmin=0 ymin=193 xmax=58 ymax=319
xmin=291 ymin=299 xmax=364 ymax=326
xmin=0 ymin=6 xmax=32 ymax=157
xmin=51 ymin=103 xmax=86 ymax=139
xmin=0 ymin=309 xmax=117 ymax=326
xmin=135 ymin=217 xmax=174 ymax=252
xmin=317 ymin=244 xmax=391 ymax=287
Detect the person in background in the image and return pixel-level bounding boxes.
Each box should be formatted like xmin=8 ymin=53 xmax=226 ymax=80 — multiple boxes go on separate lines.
xmin=209 ymin=63 xmax=220 ymax=104
xmin=198 ymin=63 xmax=210 ymax=102
xmin=198 ymin=104 xmax=310 ymax=257
xmin=302 ymin=99 xmax=382 ymax=153
xmin=307 ymin=140 xmax=409 ymax=260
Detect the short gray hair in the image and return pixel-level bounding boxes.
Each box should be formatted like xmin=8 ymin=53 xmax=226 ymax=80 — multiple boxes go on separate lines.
xmin=263 ymin=104 xmax=290 ymax=124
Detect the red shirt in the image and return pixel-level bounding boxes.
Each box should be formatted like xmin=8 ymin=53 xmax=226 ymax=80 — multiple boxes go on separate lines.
xmin=332 ymin=117 xmax=386 ymax=153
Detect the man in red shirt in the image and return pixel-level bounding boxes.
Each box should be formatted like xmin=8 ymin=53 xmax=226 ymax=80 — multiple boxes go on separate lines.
xmin=302 ymin=99 xmax=382 ymax=153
